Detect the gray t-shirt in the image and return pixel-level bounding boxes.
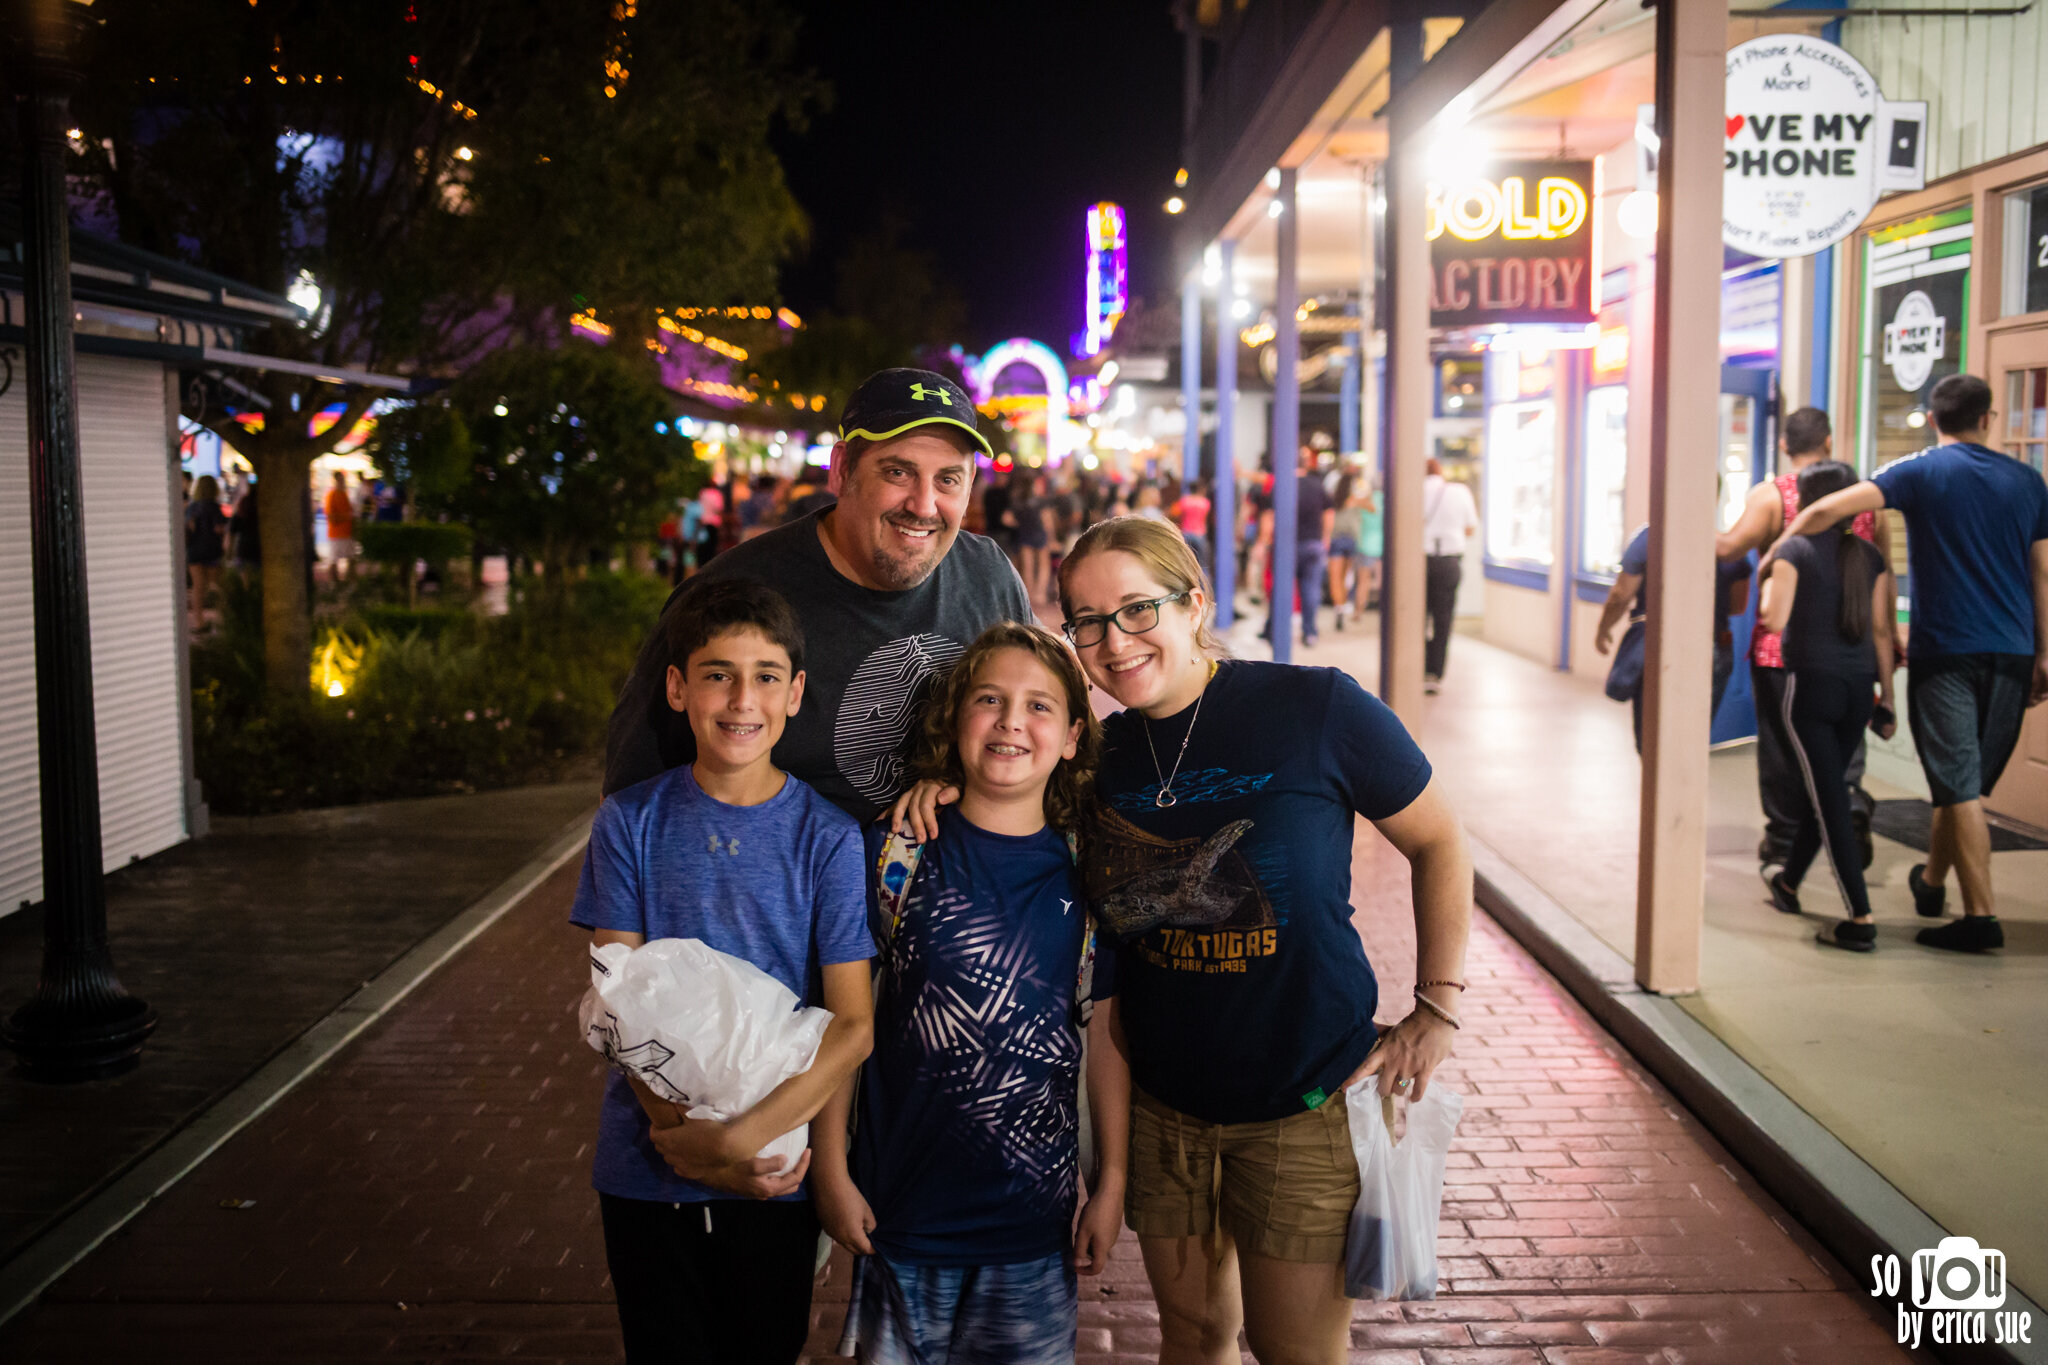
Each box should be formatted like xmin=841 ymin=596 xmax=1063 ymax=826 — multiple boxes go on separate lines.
xmin=603 ymin=510 xmax=1033 ymax=820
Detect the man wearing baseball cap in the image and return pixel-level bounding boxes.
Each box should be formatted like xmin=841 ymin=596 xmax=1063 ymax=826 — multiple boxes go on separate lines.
xmin=602 ymin=367 xmax=1028 ymax=821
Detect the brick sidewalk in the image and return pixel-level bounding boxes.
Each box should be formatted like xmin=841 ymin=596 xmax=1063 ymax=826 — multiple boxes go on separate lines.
xmin=0 ymin=828 xmax=1909 ymax=1364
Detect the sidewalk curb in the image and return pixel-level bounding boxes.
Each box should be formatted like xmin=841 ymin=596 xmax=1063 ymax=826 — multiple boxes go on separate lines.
xmin=0 ymin=808 xmax=594 ymax=1329
xmin=1470 ymin=835 xmax=2047 ymax=1365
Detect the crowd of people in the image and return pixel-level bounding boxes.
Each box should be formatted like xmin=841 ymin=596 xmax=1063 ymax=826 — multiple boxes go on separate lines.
xmin=179 ymin=466 xmax=400 ymax=631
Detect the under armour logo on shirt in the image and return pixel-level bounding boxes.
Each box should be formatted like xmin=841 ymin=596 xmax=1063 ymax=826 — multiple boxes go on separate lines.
xmin=706 ymin=834 xmax=739 ymax=857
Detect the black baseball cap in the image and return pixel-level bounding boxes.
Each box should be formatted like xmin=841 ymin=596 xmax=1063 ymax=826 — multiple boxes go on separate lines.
xmin=837 ymin=367 xmax=993 ymax=459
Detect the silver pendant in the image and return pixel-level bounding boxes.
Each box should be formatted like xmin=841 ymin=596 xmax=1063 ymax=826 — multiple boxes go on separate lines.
xmin=1155 ymin=789 xmax=1177 ymax=809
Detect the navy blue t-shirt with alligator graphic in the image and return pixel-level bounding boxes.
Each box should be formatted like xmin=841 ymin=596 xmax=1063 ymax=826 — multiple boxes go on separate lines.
xmin=1085 ymin=660 xmax=1431 ymax=1125
xmin=851 ymin=810 xmax=1117 ymax=1267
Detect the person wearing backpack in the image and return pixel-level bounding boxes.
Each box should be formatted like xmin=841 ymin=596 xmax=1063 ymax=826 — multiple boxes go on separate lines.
xmin=1755 ymin=462 xmax=1898 ymax=951
xmin=813 ymin=622 xmax=1129 ymax=1365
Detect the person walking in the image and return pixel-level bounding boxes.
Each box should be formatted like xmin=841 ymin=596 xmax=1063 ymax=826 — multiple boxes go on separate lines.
xmin=1594 ymin=522 xmax=1752 ymax=752
xmin=1261 ymin=445 xmax=1335 ymax=647
xmin=1783 ymin=373 xmax=2048 ymax=953
xmin=184 ymin=474 xmax=227 ymax=630
xmin=1014 ymin=473 xmax=1054 ymax=605
xmin=1752 ymin=462 xmax=1898 ymax=951
xmin=1173 ymin=478 xmax=1213 ymax=574
xmin=604 ymin=367 xmax=1032 ymax=823
xmin=1717 ymin=407 xmax=1890 ymax=873
xmin=1422 ymin=458 xmax=1478 ymax=693
xmin=322 ymin=471 xmax=356 ymax=583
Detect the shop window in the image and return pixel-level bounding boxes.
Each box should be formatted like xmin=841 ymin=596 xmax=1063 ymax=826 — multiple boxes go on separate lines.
xmin=1859 ymin=207 xmax=1970 ymax=475
xmin=1484 ymin=347 xmax=1558 ymax=572
xmin=2008 ymin=367 xmax=2048 ymax=473
xmin=2000 ymin=184 xmax=2048 ymax=317
xmin=1436 ymin=355 xmax=1484 ymax=416
xmin=1580 ymin=385 xmax=1628 ymax=576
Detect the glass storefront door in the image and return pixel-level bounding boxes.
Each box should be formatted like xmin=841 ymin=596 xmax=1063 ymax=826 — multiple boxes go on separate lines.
xmin=1988 ymin=326 xmax=2048 ymax=828
xmin=1712 ymin=367 xmax=1776 ymax=746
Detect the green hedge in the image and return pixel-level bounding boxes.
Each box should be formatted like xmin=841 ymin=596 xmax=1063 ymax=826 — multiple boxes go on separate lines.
xmin=193 ymin=571 xmax=669 ymax=814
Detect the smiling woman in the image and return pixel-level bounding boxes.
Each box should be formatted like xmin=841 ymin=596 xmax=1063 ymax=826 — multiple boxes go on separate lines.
xmin=1054 ymin=516 xmax=1474 ymax=1365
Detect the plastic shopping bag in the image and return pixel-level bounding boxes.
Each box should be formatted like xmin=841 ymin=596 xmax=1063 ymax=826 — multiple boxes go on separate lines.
xmin=1342 ymin=1082 xmax=1464 ymax=1300
xmin=578 ymin=938 xmax=832 ymax=1174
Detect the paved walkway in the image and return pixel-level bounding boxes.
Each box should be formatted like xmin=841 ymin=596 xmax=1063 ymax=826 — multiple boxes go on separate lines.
xmin=0 ymin=810 xmax=1906 ymax=1363
xmin=0 ymin=778 xmax=597 ymax=1267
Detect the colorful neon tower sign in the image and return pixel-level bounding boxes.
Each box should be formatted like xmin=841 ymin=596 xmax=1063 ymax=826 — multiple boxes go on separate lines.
xmin=1082 ymin=202 xmax=1128 ymax=357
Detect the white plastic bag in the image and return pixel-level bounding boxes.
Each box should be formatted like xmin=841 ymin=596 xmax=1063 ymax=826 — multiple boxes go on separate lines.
xmin=1342 ymin=1082 xmax=1464 ymax=1300
xmin=578 ymin=938 xmax=832 ymax=1175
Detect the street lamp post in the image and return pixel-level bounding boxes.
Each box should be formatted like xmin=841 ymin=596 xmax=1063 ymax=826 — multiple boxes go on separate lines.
xmin=2 ymin=0 xmax=157 ymax=1080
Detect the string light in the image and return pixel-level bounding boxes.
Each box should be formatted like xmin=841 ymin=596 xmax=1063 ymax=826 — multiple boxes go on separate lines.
xmin=569 ymin=311 xmax=613 ymax=339
xmin=656 ymin=315 xmax=748 ymax=361
xmin=413 ymin=77 xmax=478 ymax=120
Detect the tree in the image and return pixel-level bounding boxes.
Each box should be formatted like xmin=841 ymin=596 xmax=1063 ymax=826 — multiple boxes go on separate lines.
xmin=69 ymin=0 xmax=814 ymax=690
xmin=754 ymin=215 xmax=969 ymax=418
xmin=389 ymin=341 xmax=701 ymax=583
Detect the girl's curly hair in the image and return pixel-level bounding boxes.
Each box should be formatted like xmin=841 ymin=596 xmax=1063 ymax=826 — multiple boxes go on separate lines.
xmin=912 ymin=622 xmax=1101 ymax=834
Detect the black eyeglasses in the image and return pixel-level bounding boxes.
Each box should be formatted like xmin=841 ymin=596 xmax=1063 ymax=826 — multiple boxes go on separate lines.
xmin=1062 ymin=592 xmax=1189 ymax=648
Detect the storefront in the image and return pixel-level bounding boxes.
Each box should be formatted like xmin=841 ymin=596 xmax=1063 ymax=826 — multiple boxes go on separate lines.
xmin=1838 ymin=143 xmax=2048 ymax=830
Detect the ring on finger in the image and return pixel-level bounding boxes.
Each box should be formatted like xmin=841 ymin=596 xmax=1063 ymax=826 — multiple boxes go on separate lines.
xmin=1395 ymin=1077 xmax=1413 ymax=1090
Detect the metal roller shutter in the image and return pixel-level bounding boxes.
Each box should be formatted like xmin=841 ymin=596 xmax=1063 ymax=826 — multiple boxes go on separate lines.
xmin=0 ymin=353 xmax=190 ymax=915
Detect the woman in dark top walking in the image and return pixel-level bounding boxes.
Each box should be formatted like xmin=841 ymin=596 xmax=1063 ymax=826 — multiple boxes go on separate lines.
xmin=184 ymin=473 xmax=227 ymax=630
xmin=1757 ymin=462 xmax=1898 ymax=951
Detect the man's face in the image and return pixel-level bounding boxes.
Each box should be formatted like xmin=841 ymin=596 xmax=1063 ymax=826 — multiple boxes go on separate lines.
xmin=829 ymin=429 xmax=975 ymax=590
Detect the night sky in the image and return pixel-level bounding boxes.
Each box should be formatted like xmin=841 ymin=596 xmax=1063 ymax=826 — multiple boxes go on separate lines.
xmin=774 ymin=1 xmax=1186 ymax=353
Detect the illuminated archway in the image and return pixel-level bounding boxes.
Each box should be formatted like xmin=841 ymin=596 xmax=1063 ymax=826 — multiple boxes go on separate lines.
xmin=973 ymin=338 xmax=1069 ymax=464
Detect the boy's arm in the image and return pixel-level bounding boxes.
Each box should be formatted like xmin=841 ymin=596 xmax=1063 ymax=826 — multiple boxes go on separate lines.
xmin=651 ymin=959 xmax=874 ymax=1175
xmin=1781 ymin=481 xmax=1885 ymax=545
xmin=1074 ymin=996 xmax=1131 ymax=1274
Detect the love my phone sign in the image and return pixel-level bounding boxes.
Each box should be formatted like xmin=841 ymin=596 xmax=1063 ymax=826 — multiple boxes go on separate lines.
xmin=1722 ymin=36 xmax=1925 ymax=258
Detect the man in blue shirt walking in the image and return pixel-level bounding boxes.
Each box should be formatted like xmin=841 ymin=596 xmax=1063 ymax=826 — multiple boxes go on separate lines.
xmin=1785 ymin=373 xmax=2048 ymax=952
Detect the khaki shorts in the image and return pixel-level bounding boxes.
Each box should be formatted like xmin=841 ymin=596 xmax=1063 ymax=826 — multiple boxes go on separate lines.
xmin=1125 ymin=1087 xmax=1360 ymax=1263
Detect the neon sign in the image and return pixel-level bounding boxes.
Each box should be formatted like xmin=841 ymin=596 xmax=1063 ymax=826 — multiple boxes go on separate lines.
xmin=1428 ymin=160 xmax=1596 ymax=328
xmin=1427 ymin=177 xmax=1588 ymax=242
xmin=1083 ymin=202 xmax=1128 ymax=357
xmin=973 ymin=338 xmax=1070 ymax=464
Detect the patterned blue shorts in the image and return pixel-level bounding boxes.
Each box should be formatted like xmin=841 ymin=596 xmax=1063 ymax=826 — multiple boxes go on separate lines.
xmin=839 ymin=1249 xmax=1077 ymax=1365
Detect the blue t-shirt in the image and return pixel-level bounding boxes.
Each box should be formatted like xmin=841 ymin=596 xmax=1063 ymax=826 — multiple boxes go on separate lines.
xmin=1620 ymin=525 xmax=1753 ymax=638
xmin=569 ymin=765 xmax=872 ymax=1203
xmin=1086 ymin=661 xmax=1431 ymax=1125
xmin=1873 ymin=442 xmax=2048 ymax=658
xmin=850 ymin=811 xmax=1116 ymax=1267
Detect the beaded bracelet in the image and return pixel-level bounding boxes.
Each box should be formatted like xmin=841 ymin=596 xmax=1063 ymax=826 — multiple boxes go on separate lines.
xmin=1412 ymin=990 xmax=1462 ymax=1030
xmin=1417 ymin=979 xmax=1467 ymax=992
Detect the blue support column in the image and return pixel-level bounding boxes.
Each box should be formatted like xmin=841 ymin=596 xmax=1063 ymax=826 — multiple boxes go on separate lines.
xmin=1270 ymin=167 xmax=1301 ymax=664
xmin=1181 ymin=269 xmax=1203 ymax=484
xmin=1213 ymin=242 xmax=1238 ymax=630
xmin=1339 ymin=303 xmax=1360 ymax=455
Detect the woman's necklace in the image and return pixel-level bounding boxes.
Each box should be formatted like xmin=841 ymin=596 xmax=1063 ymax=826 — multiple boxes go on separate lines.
xmin=1142 ymin=661 xmax=1218 ymax=809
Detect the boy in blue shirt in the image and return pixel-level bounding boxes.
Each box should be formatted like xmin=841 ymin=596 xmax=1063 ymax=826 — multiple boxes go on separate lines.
xmin=572 ymin=578 xmax=875 ymax=1364
xmin=1784 ymin=373 xmax=2048 ymax=952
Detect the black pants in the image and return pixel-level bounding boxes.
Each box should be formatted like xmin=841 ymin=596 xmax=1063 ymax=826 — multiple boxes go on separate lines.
xmin=599 ymin=1194 xmax=820 ymax=1365
xmin=1424 ymin=554 xmax=1462 ymax=679
xmin=1780 ymin=670 xmax=1876 ymax=919
xmin=1753 ymin=664 xmax=1874 ymax=862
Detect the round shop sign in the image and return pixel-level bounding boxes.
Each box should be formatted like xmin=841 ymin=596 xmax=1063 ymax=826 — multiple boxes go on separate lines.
xmin=1723 ymin=36 xmax=1884 ymax=257
xmin=1883 ymin=289 xmax=1947 ymax=392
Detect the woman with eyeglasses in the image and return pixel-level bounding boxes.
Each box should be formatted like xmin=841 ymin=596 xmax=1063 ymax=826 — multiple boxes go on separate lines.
xmin=893 ymin=516 xmax=1472 ymax=1365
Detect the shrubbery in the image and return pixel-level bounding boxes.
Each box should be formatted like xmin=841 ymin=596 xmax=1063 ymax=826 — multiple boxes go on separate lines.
xmin=192 ymin=569 xmax=667 ymax=815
